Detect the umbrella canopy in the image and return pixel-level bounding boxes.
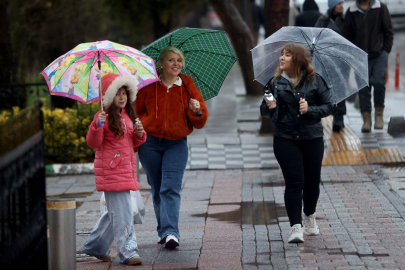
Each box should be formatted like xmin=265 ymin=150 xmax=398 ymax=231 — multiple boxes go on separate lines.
xmin=251 ymin=27 xmax=369 ymax=104
xmin=141 ymin=27 xmax=238 ymax=101
xmin=41 ymin=40 xmax=159 ymax=105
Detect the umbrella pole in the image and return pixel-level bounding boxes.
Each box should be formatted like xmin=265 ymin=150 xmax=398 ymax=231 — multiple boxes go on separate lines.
xmin=98 ymin=52 xmax=104 ymax=127
xmin=98 ymin=52 xmax=103 ymax=112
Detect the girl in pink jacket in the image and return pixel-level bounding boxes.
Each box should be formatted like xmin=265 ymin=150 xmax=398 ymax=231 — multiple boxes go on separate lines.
xmin=82 ymin=73 xmax=147 ymax=265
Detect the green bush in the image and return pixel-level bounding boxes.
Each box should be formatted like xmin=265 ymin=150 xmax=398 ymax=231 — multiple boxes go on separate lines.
xmin=43 ymin=102 xmax=99 ymax=163
xmin=1 ymin=101 xmax=100 ymax=163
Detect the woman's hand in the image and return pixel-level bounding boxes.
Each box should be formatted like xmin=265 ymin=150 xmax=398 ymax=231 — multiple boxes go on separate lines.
xmin=135 ymin=123 xmax=144 ymax=138
xmin=189 ymin=98 xmax=200 ymax=113
xmin=299 ymin=98 xmax=308 ymax=114
xmin=96 ymin=112 xmax=108 ymax=127
xmin=265 ymin=97 xmax=277 ymax=109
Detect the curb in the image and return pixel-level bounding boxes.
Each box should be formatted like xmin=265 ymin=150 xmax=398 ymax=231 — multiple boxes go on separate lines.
xmin=46 ymin=163 xmax=94 ymax=176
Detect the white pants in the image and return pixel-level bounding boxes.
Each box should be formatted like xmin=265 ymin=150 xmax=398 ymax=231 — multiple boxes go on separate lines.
xmin=82 ymin=191 xmax=138 ymax=263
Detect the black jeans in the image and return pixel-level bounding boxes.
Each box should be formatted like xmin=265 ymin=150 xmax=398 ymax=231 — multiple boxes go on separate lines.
xmin=273 ymin=136 xmax=324 ymax=227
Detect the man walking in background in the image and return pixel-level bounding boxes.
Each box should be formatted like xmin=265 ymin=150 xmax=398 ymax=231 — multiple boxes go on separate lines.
xmin=343 ymin=0 xmax=394 ymax=132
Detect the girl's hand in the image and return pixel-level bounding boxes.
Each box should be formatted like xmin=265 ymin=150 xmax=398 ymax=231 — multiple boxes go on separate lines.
xmin=189 ymin=98 xmax=200 ymax=113
xmin=135 ymin=123 xmax=144 ymax=138
xmin=299 ymin=98 xmax=308 ymax=114
xmin=265 ymin=97 xmax=277 ymax=109
xmin=96 ymin=112 xmax=108 ymax=127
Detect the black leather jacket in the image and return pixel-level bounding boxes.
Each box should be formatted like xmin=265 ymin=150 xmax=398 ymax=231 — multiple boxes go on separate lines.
xmin=260 ymin=73 xmax=333 ymax=140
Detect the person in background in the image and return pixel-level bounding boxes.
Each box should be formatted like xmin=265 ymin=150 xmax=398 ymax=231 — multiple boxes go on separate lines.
xmin=295 ymin=0 xmax=322 ymax=27
xmin=289 ymin=0 xmax=301 ymax=26
xmin=135 ymin=46 xmax=209 ymax=249
xmin=82 ymin=73 xmax=147 ymax=265
xmin=315 ymin=0 xmax=346 ymax=132
xmin=251 ymin=0 xmax=264 ymax=44
xmin=260 ymin=43 xmax=333 ymax=243
xmin=343 ymin=0 xmax=393 ymax=132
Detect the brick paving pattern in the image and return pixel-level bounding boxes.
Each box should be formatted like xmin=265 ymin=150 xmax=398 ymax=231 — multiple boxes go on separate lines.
xmin=67 ymin=164 xmax=405 ymax=269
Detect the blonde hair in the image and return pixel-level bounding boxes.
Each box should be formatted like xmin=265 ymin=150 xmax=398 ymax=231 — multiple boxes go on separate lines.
xmin=158 ymin=46 xmax=186 ymax=69
xmin=272 ymin=43 xmax=316 ymax=86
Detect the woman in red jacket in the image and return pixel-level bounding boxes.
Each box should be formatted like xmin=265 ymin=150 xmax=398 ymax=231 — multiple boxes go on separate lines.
xmin=82 ymin=73 xmax=147 ymax=265
xmin=136 ymin=46 xmax=209 ymax=248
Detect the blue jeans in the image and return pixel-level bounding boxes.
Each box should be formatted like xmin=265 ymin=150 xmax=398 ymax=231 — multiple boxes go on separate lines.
xmin=138 ymin=135 xmax=188 ymax=241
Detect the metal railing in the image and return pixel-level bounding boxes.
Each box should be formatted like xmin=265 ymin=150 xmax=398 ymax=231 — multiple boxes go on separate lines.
xmin=0 ymin=104 xmax=48 ymax=269
xmin=0 ymin=82 xmax=48 ymax=109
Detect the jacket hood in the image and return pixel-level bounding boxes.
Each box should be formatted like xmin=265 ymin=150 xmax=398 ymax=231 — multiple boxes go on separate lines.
xmin=101 ymin=73 xmax=138 ymax=110
xmin=303 ymin=0 xmax=320 ymax=11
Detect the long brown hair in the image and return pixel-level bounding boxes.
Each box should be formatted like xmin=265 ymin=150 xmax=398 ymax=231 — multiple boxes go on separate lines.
xmin=272 ymin=43 xmax=316 ymax=86
xmin=107 ymin=86 xmax=137 ymax=138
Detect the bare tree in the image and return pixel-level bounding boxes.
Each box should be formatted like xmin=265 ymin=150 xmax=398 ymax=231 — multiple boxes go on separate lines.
xmin=259 ymin=0 xmax=289 ymax=134
xmin=209 ymin=0 xmax=262 ymax=96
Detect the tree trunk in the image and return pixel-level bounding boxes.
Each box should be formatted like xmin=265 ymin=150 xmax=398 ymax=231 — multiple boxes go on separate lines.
xmin=264 ymin=0 xmax=290 ymax=38
xmin=0 ymin=0 xmax=16 ymax=84
xmin=209 ymin=0 xmax=262 ymax=96
xmin=259 ymin=0 xmax=289 ymax=134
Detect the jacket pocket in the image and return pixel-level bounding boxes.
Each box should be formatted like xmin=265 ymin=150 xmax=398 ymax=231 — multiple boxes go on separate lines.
xmin=109 ymin=151 xmax=123 ymax=169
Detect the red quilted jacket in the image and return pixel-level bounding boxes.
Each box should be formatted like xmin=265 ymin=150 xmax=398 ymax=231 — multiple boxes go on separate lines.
xmin=86 ymin=108 xmax=147 ymax=192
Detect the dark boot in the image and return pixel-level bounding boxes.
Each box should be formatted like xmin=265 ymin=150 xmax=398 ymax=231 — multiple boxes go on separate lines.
xmin=332 ymin=112 xmax=345 ymax=132
xmin=361 ymin=112 xmax=372 ymax=133
xmin=374 ymin=107 xmax=384 ymax=129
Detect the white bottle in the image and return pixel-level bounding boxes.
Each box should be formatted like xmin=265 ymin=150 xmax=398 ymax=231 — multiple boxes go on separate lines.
xmin=264 ymin=90 xmax=273 ymax=104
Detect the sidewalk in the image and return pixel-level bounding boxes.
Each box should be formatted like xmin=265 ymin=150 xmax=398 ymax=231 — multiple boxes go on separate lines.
xmin=51 ymin=164 xmax=405 ymax=269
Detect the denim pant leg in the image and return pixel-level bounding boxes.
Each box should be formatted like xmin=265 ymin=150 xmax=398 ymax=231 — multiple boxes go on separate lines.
xmin=82 ymin=211 xmax=114 ymax=257
xmin=83 ymin=191 xmax=138 ymax=264
xmin=138 ymin=136 xmax=164 ymax=236
xmin=159 ymin=138 xmax=188 ymax=240
xmin=359 ymin=52 xmax=388 ymax=112
xmin=370 ymin=51 xmax=388 ymax=108
xmin=105 ymin=191 xmax=138 ymax=264
xmin=139 ymin=135 xmax=188 ymax=241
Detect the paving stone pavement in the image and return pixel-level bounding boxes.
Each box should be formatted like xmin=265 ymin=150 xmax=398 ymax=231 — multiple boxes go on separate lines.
xmin=52 ymin=164 xmax=405 ymax=269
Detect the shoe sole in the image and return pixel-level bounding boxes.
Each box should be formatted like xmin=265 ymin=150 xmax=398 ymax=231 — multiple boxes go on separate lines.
xmin=165 ymin=239 xmax=179 ymax=249
xmin=304 ymin=230 xmax=319 ymax=236
xmin=288 ymin=237 xmax=304 ymax=243
xmin=96 ymin=257 xmax=112 ymax=262
xmin=126 ymin=258 xmax=143 ymax=265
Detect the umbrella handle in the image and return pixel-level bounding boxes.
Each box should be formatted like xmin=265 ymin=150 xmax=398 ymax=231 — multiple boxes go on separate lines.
xmin=180 ymin=75 xmax=202 ymax=118
xmin=98 ymin=117 xmax=104 ymax=127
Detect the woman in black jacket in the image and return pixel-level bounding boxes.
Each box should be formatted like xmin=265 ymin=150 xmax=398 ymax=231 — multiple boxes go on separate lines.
xmin=315 ymin=0 xmax=346 ymax=132
xmin=260 ymin=43 xmax=333 ymax=243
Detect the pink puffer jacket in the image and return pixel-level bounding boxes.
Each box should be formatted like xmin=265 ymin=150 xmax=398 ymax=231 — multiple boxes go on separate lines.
xmin=86 ymin=108 xmax=147 ymax=192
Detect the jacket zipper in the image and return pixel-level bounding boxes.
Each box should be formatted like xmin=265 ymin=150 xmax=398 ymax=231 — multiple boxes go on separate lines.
xmin=110 ymin=151 xmax=120 ymax=167
xmin=121 ymin=114 xmax=134 ymax=178
xmin=164 ymin=87 xmax=169 ymax=136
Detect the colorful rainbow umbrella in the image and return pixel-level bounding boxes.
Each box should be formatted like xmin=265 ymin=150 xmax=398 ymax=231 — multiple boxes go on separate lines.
xmin=41 ymin=40 xmax=159 ymax=109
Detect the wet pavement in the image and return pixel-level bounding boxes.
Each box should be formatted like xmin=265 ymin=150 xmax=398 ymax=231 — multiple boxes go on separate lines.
xmin=45 ymin=30 xmax=405 ymax=269
xmin=47 ymin=164 xmax=405 ymax=269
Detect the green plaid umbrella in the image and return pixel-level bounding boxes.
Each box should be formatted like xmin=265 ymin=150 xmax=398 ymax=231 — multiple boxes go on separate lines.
xmin=141 ymin=27 xmax=237 ymax=101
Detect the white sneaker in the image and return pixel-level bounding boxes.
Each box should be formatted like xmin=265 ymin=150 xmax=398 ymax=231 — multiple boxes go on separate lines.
xmin=165 ymin=234 xmax=179 ymax=249
xmin=288 ymin=224 xmax=304 ymax=243
xmin=302 ymin=212 xmax=320 ymax=236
